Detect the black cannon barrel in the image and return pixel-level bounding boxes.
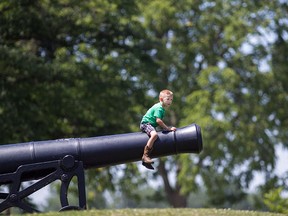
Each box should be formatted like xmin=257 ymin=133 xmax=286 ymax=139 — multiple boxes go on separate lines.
xmin=0 ymin=123 xmax=202 ymax=175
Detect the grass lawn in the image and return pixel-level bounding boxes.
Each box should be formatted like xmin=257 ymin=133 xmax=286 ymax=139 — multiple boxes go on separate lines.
xmin=12 ymin=208 xmax=286 ymax=216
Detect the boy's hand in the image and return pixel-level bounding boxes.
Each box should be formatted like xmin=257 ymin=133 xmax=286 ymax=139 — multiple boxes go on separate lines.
xmin=170 ymin=127 xmax=177 ymax=131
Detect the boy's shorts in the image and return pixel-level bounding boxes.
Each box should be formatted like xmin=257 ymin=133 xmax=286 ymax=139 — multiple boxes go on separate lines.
xmin=140 ymin=123 xmax=156 ymax=136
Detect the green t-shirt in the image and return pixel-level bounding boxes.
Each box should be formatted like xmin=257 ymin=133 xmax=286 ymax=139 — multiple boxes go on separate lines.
xmin=141 ymin=102 xmax=166 ymax=127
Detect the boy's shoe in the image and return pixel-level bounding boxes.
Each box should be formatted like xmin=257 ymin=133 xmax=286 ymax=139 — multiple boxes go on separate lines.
xmin=142 ymin=145 xmax=154 ymax=164
xmin=142 ymin=162 xmax=154 ymax=170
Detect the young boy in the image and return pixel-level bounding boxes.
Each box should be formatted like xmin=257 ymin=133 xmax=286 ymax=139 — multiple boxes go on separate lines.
xmin=140 ymin=89 xmax=177 ymax=170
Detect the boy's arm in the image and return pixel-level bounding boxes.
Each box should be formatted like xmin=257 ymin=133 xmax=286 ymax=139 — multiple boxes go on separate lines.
xmin=156 ymin=118 xmax=177 ymax=131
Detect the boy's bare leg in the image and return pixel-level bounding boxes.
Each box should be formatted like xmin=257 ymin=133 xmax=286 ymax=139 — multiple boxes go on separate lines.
xmin=147 ymin=131 xmax=158 ymax=149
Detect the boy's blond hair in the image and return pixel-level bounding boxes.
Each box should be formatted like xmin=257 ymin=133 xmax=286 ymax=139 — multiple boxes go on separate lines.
xmin=159 ymin=89 xmax=173 ymax=99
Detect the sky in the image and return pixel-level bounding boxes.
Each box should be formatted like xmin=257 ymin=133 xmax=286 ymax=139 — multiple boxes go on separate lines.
xmin=248 ymin=145 xmax=288 ymax=194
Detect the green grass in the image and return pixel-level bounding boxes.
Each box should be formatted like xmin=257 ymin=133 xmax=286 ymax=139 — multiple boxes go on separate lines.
xmin=14 ymin=208 xmax=286 ymax=216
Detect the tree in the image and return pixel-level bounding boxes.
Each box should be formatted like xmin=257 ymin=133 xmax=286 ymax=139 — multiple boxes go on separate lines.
xmin=263 ymin=187 xmax=288 ymax=214
xmin=136 ymin=0 xmax=288 ymax=208
xmin=0 ymin=0 xmax=151 ymax=208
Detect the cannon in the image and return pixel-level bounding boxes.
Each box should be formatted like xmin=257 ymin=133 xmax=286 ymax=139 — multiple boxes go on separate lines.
xmin=0 ymin=123 xmax=202 ymax=213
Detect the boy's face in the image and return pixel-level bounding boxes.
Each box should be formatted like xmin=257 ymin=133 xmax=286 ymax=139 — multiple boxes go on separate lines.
xmin=161 ymin=94 xmax=173 ymax=108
